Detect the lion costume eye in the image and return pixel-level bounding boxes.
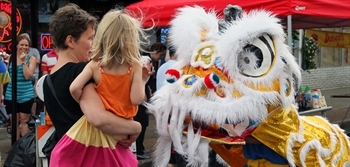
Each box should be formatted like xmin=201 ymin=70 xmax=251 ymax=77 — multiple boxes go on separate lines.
xmin=238 ymin=34 xmax=275 ymax=77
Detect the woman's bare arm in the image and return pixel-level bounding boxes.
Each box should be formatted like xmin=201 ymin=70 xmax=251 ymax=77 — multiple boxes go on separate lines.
xmin=22 ymin=56 xmax=36 ymax=80
xmin=79 ymin=83 xmax=141 ymax=135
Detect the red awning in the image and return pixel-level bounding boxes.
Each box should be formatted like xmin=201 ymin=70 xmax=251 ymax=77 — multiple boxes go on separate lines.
xmin=126 ymin=0 xmax=350 ymax=29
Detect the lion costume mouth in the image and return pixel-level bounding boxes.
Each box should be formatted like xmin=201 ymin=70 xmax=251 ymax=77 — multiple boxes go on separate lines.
xmin=182 ymin=116 xmax=257 ymax=144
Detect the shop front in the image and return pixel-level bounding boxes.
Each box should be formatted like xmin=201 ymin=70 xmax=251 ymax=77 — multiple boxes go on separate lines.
xmin=299 ymin=28 xmax=350 ymax=89
xmin=0 ymin=0 xmax=140 ymax=55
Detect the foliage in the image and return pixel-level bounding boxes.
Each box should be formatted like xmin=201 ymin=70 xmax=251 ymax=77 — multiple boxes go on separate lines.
xmin=292 ymin=30 xmax=299 ymax=41
xmin=292 ymin=30 xmax=318 ymax=71
xmin=301 ymin=36 xmax=318 ymax=70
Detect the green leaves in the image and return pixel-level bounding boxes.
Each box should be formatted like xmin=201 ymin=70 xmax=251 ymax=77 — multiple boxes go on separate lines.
xmin=302 ymin=36 xmax=318 ymax=71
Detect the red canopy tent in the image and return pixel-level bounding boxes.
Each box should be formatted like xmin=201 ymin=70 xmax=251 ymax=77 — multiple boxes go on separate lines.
xmin=125 ymin=0 xmax=350 ymax=29
xmin=126 ymin=0 xmax=350 ymax=66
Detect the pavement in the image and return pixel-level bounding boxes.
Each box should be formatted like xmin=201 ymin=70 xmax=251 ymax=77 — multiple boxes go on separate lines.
xmin=1 ymin=87 xmax=350 ymax=167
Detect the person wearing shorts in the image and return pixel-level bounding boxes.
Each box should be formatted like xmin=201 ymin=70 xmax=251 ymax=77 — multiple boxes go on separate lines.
xmin=4 ymin=99 xmax=34 ymax=115
xmin=4 ymin=34 xmax=36 ymax=140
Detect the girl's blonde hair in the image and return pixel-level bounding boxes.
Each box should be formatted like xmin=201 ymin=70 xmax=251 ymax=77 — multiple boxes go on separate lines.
xmin=91 ymin=9 xmax=148 ymax=67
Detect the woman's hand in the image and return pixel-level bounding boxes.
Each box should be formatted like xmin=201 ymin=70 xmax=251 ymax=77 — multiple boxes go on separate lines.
xmin=117 ymin=134 xmax=140 ymax=148
xmin=1 ymin=52 xmax=10 ymax=64
xmin=112 ymin=134 xmax=128 ymax=142
xmin=19 ymin=51 xmax=27 ymax=63
xmin=1 ymin=52 xmax=10 ymax=59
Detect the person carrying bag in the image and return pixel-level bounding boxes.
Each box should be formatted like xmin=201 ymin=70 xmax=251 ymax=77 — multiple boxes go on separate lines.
xmin=41 ymin=74 xmax=80 ymax=160
xmin=47 ymin=74 xmax=137 ymax=166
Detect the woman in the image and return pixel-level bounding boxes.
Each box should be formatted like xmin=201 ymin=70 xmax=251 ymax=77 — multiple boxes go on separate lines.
xmin=147 ymin=42 xmax=167 ymax=93
xmin=4 ymin=34 xmax=36 ymax=140
xmin=42 ymin=4 xmax=144 ymax=166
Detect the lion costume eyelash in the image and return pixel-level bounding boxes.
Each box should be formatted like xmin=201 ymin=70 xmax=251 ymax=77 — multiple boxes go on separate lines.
xmin=147 ymin=5 xmax=350 ymax=167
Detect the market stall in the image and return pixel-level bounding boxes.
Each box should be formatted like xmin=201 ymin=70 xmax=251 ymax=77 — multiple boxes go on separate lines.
xmin=126 ymin=0 xmax=350 ymax=48
xmin=125 ymin=0 xmax=350 ymax=28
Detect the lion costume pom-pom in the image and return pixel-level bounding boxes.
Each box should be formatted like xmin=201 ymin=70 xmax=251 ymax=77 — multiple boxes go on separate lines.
xmin=165 ymin=68 xmax=181 ymax=83
xmin=203 ymin=73 xmax=220 ymax=89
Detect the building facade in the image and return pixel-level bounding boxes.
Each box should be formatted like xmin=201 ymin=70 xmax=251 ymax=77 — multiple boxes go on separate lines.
xmin=300 ymin=28 xmax=350 ymax=90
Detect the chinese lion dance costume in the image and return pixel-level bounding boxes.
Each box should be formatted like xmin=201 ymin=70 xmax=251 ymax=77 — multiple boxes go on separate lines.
xmin=148 ymin=5 xmax=350 ymax=167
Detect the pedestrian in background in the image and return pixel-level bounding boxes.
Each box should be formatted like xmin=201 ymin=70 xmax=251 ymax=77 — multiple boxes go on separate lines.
xmin=146 ymin=42 xmax=167 ymax=94
xmin=41 ymin=47 xmax=58 ymax=75
xmin=156 ymin=46 xmax=177 ymax=90
xmin=4 ymin=33 xmax=36 ymax=140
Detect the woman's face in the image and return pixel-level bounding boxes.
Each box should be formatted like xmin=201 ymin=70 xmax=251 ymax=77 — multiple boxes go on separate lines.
xmin=73 ymin=24 xmax=95 ymax=62
xmin=17 ymin=39 xmax=29 ymax=54
xmin=152 ymin=50 xmax=166 ymax=61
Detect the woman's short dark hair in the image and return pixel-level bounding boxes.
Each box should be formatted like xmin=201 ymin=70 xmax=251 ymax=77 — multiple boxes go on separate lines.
xmin=48 ymin=3 xmax=97 ymax=50
xmin=149 ymin=42 xmax=167 ymax=53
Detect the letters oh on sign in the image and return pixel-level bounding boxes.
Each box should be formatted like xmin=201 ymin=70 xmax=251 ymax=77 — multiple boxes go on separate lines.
xmin=40 ymin=33 xmax=53 ymax=51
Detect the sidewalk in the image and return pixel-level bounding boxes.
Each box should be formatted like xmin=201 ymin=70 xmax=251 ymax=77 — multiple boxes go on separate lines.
xmin=0 ymin=128 xmax=11 ymax=166
xmin=316 ymin=87 xmax=350 ymax=124
xmin=1 ymin=87 xmax=349 ymax=167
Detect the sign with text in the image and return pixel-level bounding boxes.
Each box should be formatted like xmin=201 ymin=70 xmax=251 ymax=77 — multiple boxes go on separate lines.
xmin=40 ymin=33 xmax=53 ymax=51
xmin=306 ymin=29 xmax=350 ymax=48
xmin=0 ymin=0 xmax=22 ymax=43
xmin=160 ymin=28 xmax=170 ymax=44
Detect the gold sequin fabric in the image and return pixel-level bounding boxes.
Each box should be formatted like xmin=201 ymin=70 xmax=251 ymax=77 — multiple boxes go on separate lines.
xmin=251 ymin=107 xmax=350 ymax=166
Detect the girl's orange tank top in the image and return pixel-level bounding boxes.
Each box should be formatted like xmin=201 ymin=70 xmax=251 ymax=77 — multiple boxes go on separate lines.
xmin=94 ymin=66 xmax=138 ymax=119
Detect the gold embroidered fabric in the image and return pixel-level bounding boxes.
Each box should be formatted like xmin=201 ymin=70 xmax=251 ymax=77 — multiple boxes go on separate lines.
xmin=252 ymin=107 xmax=350 ymax=166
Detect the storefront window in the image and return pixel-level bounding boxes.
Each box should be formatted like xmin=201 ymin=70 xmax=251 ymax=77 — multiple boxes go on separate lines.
xmin=315 ymin=49 xmax=320 ymax=67
xmin=321 ymin=47 xmax=341 ymax=67
xmin=344 ymin=48 xmax=350 ymax=66
xmin=343 ymin=28 xmax=350 ymax=66
xmin=0 ymin=0 xmax=31 ymax=53
xmin=317 ymin=28 xmax=349 ymax=67
xmin=39 ymin=0 xmax=68 ymax=23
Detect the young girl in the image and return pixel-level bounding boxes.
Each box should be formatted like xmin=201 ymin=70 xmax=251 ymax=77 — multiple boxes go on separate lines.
xmin=70 ymin=10 xmax=151 ymax=140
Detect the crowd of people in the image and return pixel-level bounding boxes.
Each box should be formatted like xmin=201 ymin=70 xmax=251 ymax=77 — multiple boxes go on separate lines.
xmin=0 ymin=2 xmax=184 ymax=167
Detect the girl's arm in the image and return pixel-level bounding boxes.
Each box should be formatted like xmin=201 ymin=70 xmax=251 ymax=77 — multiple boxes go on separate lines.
xmin=22 ymin=56 xmax=36 ymax=80
xmin=130 ymin=62 xmax=145 ymax=105
xmin=70 ymin=62 xmax=94 ymax=102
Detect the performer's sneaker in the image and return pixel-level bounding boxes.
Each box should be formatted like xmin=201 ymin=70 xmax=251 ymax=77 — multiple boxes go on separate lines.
xmin=137 ymin=154 xmax=150 ymax=159
xmin=143 ymin=148 xmax=150 ymax=153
